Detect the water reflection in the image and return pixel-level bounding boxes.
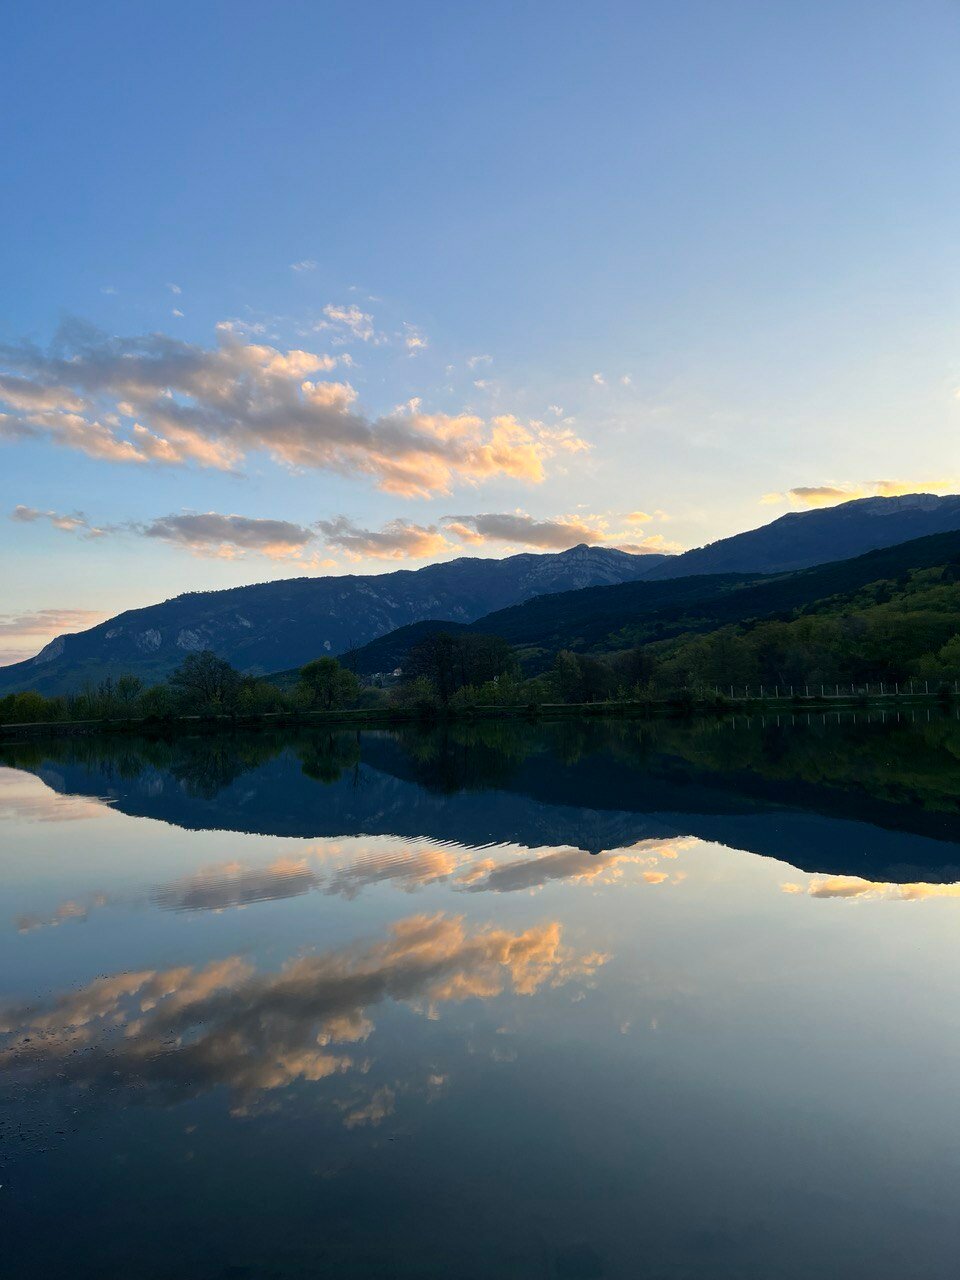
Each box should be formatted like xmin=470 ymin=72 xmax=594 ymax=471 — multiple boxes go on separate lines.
xmin=4 ymin=717 xmax=960 ymax=1277
xmin=5 ymin=714 xmax=960 ymax=880
xmin=782 ymin=875 xmax=960 ymax=900
xmin=1 ymin=912 xmax=603 ymax=1113
xmin=148 ymin=835 xmax=694 ymax=915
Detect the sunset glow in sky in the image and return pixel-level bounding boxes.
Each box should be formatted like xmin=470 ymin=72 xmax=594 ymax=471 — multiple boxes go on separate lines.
xmin=3 ymin=1 xmax=960 ymax=662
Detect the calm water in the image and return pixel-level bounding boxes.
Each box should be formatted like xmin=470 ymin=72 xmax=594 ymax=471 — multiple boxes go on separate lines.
xmin=2 ymin=714 xmax=960 ymax=1278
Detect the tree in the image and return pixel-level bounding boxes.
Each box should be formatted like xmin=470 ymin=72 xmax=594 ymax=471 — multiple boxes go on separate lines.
xmin=169 ymin=650 xmax=241 ymax=711
xmin=405 ymin=631 xmax=516 ymax=704
xmin=297 ymin=656 xmax=360 ymax=710
xmin=551 ymin=651 xmax=585 ymax=703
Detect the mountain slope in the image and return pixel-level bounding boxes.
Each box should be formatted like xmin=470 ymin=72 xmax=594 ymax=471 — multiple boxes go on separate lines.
xmin=642 ymin=493 xmax=960 ymax=579
xmin=348 ymin=528 xmax=960 ymax=670
xmin=0 ymin=545 xmax=665 ymax=695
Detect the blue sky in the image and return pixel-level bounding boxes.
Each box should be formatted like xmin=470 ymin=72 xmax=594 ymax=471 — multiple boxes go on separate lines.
xmin=2 ymin=0 xmax=959 ymax=661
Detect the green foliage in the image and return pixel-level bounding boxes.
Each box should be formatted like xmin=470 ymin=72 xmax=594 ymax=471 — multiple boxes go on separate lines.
xmin=169 ymin=651 xmax=242 ymax=712
xmin=403 ymin=631 xmax=516 ymax=705
xmin=0 ymin=647 xmax=360 ymax=727
xmin=296 ymin=657 xmax=360 ymax=710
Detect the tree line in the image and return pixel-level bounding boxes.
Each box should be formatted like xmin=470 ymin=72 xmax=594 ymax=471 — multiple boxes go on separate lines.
xmin=4 ymin=559 xmax=960 ymax=726
xmin=0 ymin=652 xmax=364 ymax=726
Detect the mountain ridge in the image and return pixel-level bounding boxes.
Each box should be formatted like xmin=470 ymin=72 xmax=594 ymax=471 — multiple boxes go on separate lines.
xmin=347 ymin=526 xmax=960 ymax=673
xmin=0 ymin=544 xmax=665 ymax=695
xmin=7 ymin=492 xmax=960 ymax=696
xmin=640 ymin=492 xmax=960 ymax=579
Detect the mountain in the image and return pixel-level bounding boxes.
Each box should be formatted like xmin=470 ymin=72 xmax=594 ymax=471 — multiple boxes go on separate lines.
xmin=642 ymin=493 xmax=960 ymax=579
xmin=349 ymin=527 xmax=960 ymax=670
xmin=0 ymin=544 xmax=665 ymax=696
xmin=347 ymin=573 xmax=754 ymax=675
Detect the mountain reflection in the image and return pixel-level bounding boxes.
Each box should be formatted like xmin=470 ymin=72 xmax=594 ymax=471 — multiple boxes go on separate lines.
xmin=0 ymin=913 xmax=605 ymax=1113
xmin=4 ymin=712 xmax=960 ymax=882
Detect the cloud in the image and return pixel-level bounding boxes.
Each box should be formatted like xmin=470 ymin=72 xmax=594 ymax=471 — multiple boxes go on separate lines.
xmin=0 ymin=607 xmax=106 ymax=638
xmin=467 ymin=355 xmax=492 ymax=369
xmin=290 ymin=259 xmax=318 ymax=272
xmin=11 ymin=504 xmax=108 ymax=537
xmin=0 ymin=912 xmax=603 ymax=1110
xmin=140 ymin=512 xmax=317 ymax=560
xmin=0 ymin=322 xmax=577 ymax=497
xmin=316 ymin=303 xmax=376 ymax=342
xmin=167 ymin=283 xmax=182 ymax=294
xmin=592 ymin=372 xmax=605 ymax=386
xmin=315 ymin=515 xmax=455 ymax=561
xmin=615 ymin=534 xmax=683 ymax=554
xmin=441 ymin=510 xmax=607 ymax=550
xmin=11 ymin=502 xmax=319 ymax=562
xmin=403 ymin=324 xmax=428 ymax=352
xmin=0 ymin=606 xmax=109 ymax=666
xmin=761 ymin=480 xmax=957 ymax=508
xmin=435 ymin=509 xmax=680 ymax=555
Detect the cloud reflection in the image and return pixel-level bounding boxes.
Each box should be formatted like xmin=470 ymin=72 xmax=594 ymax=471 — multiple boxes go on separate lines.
xmin=0 ymin=768 xmax=111 ymax=824
xmin=457 ymin=838 xmax=694 ymax=894
xmin=781 ymin=876 xmax=960 ymax=901
xmin=147 ymin=836 xmax=697 ymax=917
xmin=153 ymin=857 xmax=320 ymax=911
xmin=0 ymin=913 xmax=605 ymax=1113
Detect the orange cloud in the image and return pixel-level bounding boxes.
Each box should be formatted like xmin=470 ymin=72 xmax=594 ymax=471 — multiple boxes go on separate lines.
xmin=0 ymin=324 xmax=584 ymax=497
xmin=315 ymin=516 xmax=456 ymax=561
xmin=762 ymin=481 xmax=957 ymax=508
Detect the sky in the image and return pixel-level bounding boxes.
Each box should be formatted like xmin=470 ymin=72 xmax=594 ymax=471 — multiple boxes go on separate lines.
xmin=2 ymin=0 xmax=960 ymax=663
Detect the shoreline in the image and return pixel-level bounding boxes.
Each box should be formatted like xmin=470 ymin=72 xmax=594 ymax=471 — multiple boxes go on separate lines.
xmin=1 ymin=689 xmax=955 ymax=743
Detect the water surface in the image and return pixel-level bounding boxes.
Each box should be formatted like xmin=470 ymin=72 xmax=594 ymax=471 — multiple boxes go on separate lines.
xmin=2 ymin=715 xmax=960 ymax=1278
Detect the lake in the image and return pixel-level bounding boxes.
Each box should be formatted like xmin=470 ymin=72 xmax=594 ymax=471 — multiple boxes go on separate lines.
xmin=2 ymin=712 xmax=960 ymax=1278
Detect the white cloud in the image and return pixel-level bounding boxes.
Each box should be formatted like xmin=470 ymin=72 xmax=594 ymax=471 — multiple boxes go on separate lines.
xmin=403 ymin=323 xmax=428 ymax=352
xmin=167 ymin=283 xmax=182 ymax=294
xmin=316 ymin=303 xmax=377 ymax=342
xmin=290 ymin=259 xmax=318 ymax=272
xmin=592 ymin=372 xmax=605 ymax=386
